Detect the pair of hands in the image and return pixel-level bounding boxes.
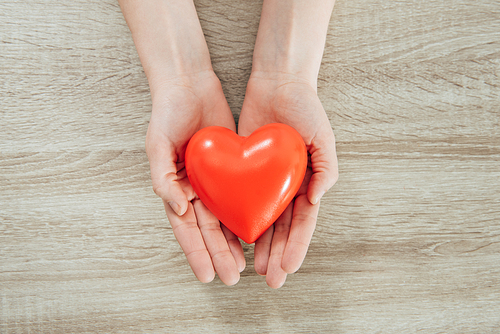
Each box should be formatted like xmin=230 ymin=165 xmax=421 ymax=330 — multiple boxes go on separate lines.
xmin=146 ymin=70 xmax=338 ymax=288
xmin=119 ymin=0 xmax=339 ymax=288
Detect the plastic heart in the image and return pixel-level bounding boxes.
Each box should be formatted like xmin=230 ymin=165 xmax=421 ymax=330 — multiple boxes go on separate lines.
xmin=185 ymin=123 xmax=307 ymax=244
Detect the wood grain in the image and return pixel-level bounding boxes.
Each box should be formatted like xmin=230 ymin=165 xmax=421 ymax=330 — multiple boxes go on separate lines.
xmin=1 ymin=0 xmax=499 ymax=333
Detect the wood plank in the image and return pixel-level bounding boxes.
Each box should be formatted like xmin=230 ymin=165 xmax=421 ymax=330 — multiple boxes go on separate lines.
xmin=1 ymin=150 xmax=499 ymax=331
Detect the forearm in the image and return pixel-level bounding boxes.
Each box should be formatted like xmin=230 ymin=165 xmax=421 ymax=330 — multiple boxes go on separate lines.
xmin=252 ymin=0 xmax=335 ymax=88
xmin=119 ymin=0 xmax=213 ymax=97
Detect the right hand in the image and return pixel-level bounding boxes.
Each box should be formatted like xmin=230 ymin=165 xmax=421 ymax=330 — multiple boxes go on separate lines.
xmin=146 ymin=70 xmax=245 ymax=285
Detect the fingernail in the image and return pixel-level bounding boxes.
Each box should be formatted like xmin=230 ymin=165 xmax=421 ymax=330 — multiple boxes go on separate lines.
xmin=313 ymin=191 xmax=325 ymax=205
xmin=168 ymin=201 xmax=182 ymax=215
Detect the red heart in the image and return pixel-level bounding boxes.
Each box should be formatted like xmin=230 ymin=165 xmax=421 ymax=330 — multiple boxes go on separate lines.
xmin=185 ymin=123 xmax=307 ymax=244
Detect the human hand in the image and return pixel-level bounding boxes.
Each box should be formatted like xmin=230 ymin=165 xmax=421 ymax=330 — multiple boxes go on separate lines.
xmin=147 ymin=71 xmax=245 ymax=285
xmin=238 ymin=0 xmax=337 ymax=288
xmin=238 ymin=73 xmax=339 ymax=288
xmin=119 ymin=0 xmax=245 ymax=285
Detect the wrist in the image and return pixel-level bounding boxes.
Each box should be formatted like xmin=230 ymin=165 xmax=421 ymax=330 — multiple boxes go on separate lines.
xmin=252 ymin=0 xmax=335 ymax=89
xmin=149 ymin=69 xmax=220 ymax=105
xmin=247 ymin=70 xmax=317 ymax=94
xmin=252 ymin=42 xmax=321 ymax=90
xmin=120 ymin=0 xmax=213 ymax=93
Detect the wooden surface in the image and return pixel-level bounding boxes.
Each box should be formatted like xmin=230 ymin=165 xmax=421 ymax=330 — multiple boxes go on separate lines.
xmin=1 ymin=0 xmax=499 ymax=332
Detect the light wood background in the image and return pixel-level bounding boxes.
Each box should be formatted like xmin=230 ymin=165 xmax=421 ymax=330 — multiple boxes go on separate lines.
xmin=1 ymin=0 xmax=499 ymax=333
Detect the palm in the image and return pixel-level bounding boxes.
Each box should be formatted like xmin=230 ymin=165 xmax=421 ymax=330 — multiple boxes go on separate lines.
xmin=239 ymin=80 xmax=323 ymax=140
xmin=148 ymin=74 xmax=236 ymax=160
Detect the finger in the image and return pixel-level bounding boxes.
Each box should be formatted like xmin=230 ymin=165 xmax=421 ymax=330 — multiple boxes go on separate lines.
xmin=282 ymin=194 xmax=320 ymax=274
xmin=254 ymin=225 xmax=274 ymax=276
xmin=147 ymin=139 xmax=189 ymax=216
xmin=221 ymin=224 xmax=246 ymax=273
xmin=266 ymin=203 xmax=293 ymax=289
xmin=164 ymin=201 xmax=215 ymax=283
xmin=193 ymin=200 xmax=240 ymax=286
xmin=176 ymin=166 xmax=197 ymax=200
xmin=307 ymin=131 xmax=339 ymax=205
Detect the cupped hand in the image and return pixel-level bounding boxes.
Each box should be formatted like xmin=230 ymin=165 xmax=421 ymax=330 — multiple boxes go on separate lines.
xmin=146 ymin=71 xmax=245 ymax=285
xmin=238 ymin=72 xmax=339 ymax=288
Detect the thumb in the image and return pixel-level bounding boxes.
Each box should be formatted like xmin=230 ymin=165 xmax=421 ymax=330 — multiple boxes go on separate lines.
xmin=306 ymin=133 xmax=339 ymax=205
xmin=147 ymin=141 xmax=189 ymax=216
xmin=153 ymin=171 xmax=189 ymax=216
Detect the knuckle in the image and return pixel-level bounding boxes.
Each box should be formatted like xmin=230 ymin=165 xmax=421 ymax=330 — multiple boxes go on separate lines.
xmin=210 ymin=249 xmax=233 ymax=262
xmin=151 ymin=172 xmax=179 ymax=198
xmin=293 ymin=212 xmax=316 ymax=225
xmin=172 ymin=220 xmax=199 ymax=235
xmin=151 ymin=181 xmax=165 ymax=198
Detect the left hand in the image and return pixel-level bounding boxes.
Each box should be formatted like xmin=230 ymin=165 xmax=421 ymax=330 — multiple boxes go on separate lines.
xmin=238 ymin=72 xmax=339 ymax=288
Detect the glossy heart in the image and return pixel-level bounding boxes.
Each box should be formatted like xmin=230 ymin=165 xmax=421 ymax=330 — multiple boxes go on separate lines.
xmin=185 ymin=123 xmax=307 ymax=244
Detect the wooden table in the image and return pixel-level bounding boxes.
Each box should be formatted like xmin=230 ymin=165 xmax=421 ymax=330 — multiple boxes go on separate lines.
xmin=1 ymin=0 xmax=499 ymax=332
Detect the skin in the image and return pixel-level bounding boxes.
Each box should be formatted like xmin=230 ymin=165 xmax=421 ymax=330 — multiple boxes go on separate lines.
xmin=119 ymin=0 xmax=338 ymax=288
